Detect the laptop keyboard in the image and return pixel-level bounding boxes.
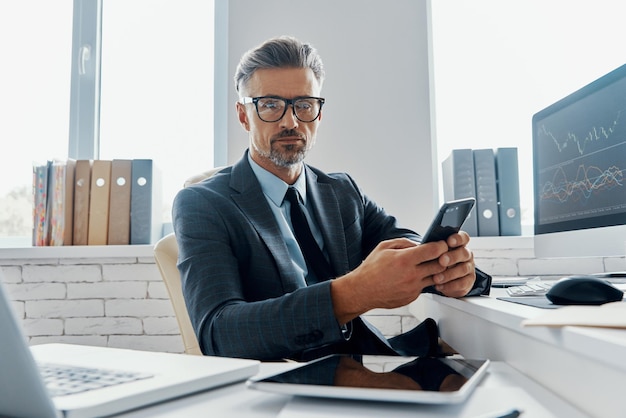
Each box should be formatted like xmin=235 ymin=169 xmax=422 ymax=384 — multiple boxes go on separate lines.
xmin=39 ymin=363 xmax=153 ymax=397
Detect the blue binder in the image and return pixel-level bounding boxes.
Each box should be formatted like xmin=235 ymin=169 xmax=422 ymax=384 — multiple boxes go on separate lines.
xmin=130 ymin=159 xmax=162 ymax=244
xmin=495 ymin=148 xmax=522 ymax=236
xmin=441 ymin=149 xmax=478 ymax=237
xmin=473 ymin=149 xmax=500 ymax=236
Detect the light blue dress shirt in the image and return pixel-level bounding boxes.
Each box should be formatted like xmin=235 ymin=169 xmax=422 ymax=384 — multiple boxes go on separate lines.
xmin=247 ymin=154 xmax=328 ymax=284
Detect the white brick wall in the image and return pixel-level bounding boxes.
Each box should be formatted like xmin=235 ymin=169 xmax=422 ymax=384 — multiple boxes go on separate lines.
xmin=1 ymin=240 xmax=624 ymax=354
xmin=471 ymin=236 xmax=626 ymax=279
xmin=0 ymin=247 xmax=184 ymax=354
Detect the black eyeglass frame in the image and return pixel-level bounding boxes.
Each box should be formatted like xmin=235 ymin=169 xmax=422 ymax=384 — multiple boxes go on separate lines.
xmin=240 ymin=96 xmax=325 ymax=123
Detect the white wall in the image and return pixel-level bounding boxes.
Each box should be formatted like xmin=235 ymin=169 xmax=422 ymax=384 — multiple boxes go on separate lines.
xmin=215 ymin=0 xmax=439 ymax=233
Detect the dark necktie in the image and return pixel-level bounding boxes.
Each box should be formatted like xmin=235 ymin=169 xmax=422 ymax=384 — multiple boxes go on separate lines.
xmin=285 ymin=187 xmax=334 ymax=283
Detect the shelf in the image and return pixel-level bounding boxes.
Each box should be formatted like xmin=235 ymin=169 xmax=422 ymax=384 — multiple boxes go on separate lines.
xmin=0 ymin=244 xmax=155 ymax=260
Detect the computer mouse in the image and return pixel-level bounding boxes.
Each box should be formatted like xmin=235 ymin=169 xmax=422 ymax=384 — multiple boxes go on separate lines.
xmin=546 ymin=276 xmax=624 ymax=305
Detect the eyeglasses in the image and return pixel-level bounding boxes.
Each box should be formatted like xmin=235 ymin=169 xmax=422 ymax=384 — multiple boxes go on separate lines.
xmin=241 ymin=96 xmax=325 ymax=123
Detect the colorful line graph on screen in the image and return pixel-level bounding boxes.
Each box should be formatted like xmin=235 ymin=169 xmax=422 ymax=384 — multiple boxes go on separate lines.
xmin=540 ymin=163 xmax=624 ymax=203
xmin=539 ymin=109 xmax=623 ymax=156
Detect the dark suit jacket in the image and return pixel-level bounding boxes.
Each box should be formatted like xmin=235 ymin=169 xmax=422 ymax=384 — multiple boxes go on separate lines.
xmin=172 ymin=151 xmax=490 ymax=361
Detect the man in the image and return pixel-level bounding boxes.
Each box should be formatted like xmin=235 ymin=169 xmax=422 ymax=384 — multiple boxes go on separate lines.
xmin=173 ymin=36 xmax=490 ymax=361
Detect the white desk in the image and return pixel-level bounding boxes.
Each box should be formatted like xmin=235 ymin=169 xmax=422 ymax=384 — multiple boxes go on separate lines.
xmin=115 ymin=359 xmax=585 ymax=417
xmin=410 ymin=289 xmax=626 ymax=417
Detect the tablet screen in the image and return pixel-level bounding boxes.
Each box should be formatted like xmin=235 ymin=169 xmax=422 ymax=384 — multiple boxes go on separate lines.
xmin=247 ymin=355 xmax=489 ymax=404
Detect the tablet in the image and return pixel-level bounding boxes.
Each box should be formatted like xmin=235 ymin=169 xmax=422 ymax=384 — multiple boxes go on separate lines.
xmin=247 ymin=355 xmax=490 ymax=404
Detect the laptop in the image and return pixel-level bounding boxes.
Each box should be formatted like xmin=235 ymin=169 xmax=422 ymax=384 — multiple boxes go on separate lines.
xmin=0 ymin=279 xmax=259 ymax=418
xmin=247 ymin=354 xmax=489 ymax=404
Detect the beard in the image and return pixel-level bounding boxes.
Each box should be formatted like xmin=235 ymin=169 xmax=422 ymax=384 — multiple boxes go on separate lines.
xmin=267 ymin=143 xmax=307 ymax=167
xmin=260 ymin=129 xmax=310 ymax=168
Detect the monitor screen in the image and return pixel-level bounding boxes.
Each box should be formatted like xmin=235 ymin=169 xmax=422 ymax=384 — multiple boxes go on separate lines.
xmin=533 ymin=64 xmax=626 ymax=258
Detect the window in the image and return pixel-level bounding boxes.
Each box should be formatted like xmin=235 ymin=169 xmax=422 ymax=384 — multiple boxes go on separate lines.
xmin=0 ymin=1 xmax=73 ymax=246
xmin=0 ymin=0 xmax=214 ymax=246
xmin=99 ymin=0 xmax=214 ymax=225
xmin=5 ymin=1 xmax=624 ymax=245
xmin=431 ymin=0 xmax=626 ymax=231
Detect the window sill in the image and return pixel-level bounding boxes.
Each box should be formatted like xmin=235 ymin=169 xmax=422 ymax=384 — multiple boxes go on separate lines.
xmin=0 ymin=244 xmax=155 ymax=260
xmin=0 ymin=236 xmax=534 ymax=260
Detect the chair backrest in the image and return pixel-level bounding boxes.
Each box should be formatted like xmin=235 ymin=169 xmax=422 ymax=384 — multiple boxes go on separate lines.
xmin=153 ymin=166 xmax=225 ymax=355
xmin=183 ymin=166 xmax=226 ymax=188
xmin=154 ymin=233 xmax=200 ymax=355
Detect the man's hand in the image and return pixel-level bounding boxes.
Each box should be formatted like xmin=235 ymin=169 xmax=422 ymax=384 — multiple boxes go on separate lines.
xmin=431 ymin=231 xmax=476 ymax=298
xmin=330 ymin=232 xmax=477 ymax=325
xmin=331 ymin=237 xmax=449 ymax=324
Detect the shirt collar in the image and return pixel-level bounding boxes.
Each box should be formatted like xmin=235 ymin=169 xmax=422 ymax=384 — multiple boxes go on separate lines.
xmin=247 ymin=152 xmax=307 ymax=206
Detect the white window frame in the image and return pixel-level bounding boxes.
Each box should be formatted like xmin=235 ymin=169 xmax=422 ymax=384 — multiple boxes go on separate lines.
xmin=68 ymin=0 xmax=102 ymax=160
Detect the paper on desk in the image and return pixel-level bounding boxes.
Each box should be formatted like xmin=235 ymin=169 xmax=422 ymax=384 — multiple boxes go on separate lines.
xmin=522 ymin=301 xmax=626 ymax=328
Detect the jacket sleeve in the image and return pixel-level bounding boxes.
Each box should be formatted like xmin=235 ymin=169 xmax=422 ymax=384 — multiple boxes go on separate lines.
xmin=468 ymin=267 xmax=492 ymax=296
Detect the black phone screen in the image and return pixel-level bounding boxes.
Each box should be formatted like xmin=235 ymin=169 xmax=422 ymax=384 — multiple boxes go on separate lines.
xmin=421 ymin=198 xmax=475 ymax=243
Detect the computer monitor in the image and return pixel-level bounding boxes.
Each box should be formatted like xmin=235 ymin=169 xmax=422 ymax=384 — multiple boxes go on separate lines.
xmin=533 ymin=63 xmax=626 ymax=258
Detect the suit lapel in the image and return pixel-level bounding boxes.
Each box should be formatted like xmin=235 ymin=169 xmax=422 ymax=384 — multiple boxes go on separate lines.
xmin=228 ymin=155 xmax=350 ymax=289
xmin=230 ymin=155 xmax=306 ymax=293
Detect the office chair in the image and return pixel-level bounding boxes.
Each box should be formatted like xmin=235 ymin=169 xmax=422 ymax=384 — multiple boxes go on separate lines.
xmin=153 ymin=166 xmax=225 ymax=355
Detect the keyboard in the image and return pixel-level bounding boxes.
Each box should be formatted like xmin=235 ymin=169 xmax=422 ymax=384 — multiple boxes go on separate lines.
xmin=40 ymin=363 xmax=153 ymax=397
xmin=506 ymin=281 xmax=553 ymax=297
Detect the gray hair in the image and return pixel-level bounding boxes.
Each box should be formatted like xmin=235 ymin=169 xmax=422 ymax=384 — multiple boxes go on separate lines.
xmin=234 ymin=36 xmax=325 ymax=94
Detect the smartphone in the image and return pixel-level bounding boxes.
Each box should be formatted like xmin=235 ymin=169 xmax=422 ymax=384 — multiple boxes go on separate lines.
xmin=420 ymin=198 xmax=476 ymax=243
